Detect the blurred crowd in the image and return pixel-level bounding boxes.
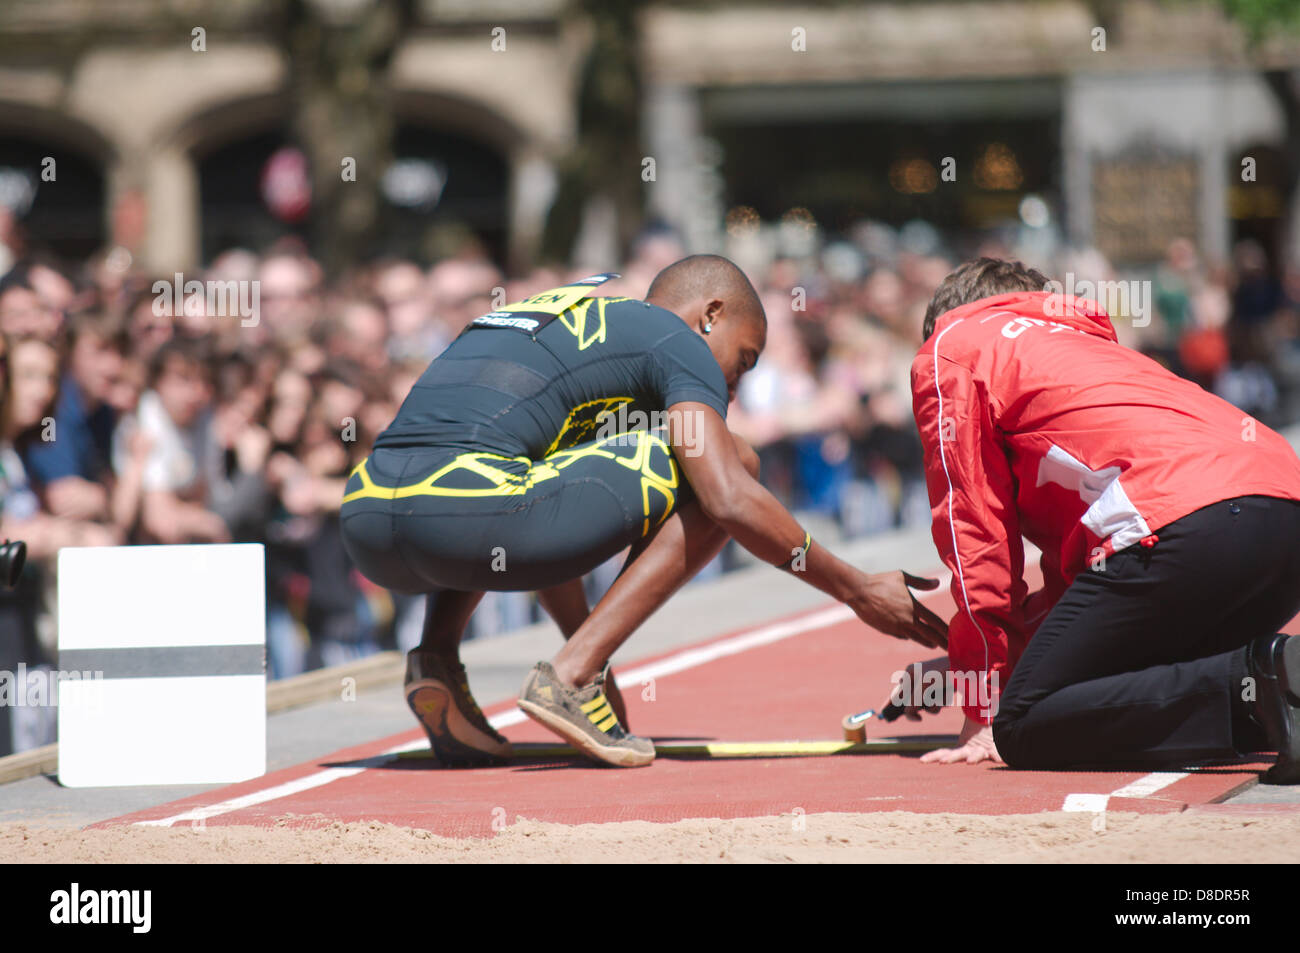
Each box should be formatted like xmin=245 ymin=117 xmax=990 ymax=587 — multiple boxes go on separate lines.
xmin=1 ymin=218 xmax=1299 ymax=755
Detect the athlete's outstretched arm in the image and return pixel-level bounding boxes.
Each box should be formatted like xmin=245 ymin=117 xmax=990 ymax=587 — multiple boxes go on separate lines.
xmin=668 ymin=401 xmax=948 ymax=650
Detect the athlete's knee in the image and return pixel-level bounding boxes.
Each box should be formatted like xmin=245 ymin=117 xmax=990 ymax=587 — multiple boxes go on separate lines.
xmin=730 ymin=432 xmax=760 ymax=480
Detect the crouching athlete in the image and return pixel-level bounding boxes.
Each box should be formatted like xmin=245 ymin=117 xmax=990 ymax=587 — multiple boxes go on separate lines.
xmin=340 ymin=255 xmax=947 ymax=767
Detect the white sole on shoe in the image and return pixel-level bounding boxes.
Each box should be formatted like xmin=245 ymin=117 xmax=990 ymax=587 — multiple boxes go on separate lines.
xmin=516 ymin=697 xmax=654 ymax=767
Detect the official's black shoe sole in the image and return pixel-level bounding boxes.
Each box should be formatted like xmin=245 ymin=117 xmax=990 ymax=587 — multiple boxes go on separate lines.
xmin=1249 ymin=634 xmax=1300 ymax=785
xmin=1262 ymin=635 xmax=1300 ymax=784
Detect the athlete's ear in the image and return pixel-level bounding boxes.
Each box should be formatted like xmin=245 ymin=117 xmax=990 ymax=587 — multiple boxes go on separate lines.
xmin=702 ymin=297 xmax=725 ymax=330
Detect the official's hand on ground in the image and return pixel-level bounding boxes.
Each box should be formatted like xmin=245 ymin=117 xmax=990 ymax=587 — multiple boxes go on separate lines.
xmin=920 ymin=716 xmax=1004 ymax=765
xmin=851 ymin=570 xmax=948 ymax=650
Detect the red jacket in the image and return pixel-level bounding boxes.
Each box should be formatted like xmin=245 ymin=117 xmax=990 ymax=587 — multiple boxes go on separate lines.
xmin=911 ymin=291 xmax=1300 ymax=723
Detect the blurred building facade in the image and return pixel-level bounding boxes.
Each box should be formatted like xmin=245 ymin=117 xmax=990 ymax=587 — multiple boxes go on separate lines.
xmin=0 ymin=0 xmax=1298 ymax=273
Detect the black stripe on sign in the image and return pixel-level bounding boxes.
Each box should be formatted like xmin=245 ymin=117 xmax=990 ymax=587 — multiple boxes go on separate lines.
xmin=58 ymin=645 xmax=265 ymax=679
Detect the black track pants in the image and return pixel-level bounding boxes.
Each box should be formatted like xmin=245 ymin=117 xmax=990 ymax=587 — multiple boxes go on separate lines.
xmin=993 ymin=496 xmax=1300 ymax=769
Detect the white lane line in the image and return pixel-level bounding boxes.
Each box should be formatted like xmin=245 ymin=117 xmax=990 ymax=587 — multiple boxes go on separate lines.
xmin=134 ymin=738 xmax=429 ymax=827
xmin=617 ymin=604 xmax=853 ymax=686
xmin=135 ymin=767 xmax=363 ymax=827
xmin=134 ymin=600 xmax=877 ymax=827
xmin=1061 ymin=771 xmax=1188 ymax=813
xmin=1111 ymin=772 xmax=1187 ymax=798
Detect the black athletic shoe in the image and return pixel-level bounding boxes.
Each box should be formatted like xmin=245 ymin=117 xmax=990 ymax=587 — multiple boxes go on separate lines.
xmin=1245 ymin=633 xmax=1300 ymax=784
xmin=405 ymin=650 xmax=512 ymax=766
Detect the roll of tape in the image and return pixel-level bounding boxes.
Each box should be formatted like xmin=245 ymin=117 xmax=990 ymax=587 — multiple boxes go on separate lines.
xmin=841 ymin=714 xmax=866 ymax=743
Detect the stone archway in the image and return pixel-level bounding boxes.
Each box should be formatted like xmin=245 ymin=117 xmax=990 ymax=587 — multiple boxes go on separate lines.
xmin=156 ymin=90 xmax=292 ymax=269
xmin=0 ymin=102 xmax=116 ymax=261
xmin=390 ymin=89 xmax=534 ymax=269
xmin=170 ymin=87 xmax=534 ymax=269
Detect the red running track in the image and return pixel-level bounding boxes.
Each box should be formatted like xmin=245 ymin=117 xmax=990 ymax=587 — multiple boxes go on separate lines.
xmin=96 ymin=580 xmax=1293 ymax=838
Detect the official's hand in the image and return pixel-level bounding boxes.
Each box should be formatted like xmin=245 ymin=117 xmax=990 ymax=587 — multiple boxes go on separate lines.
xmin=850 ymin=571 xmax=948 ymax=650
xmin=920 ymin=715 xmax=1003 ymax=765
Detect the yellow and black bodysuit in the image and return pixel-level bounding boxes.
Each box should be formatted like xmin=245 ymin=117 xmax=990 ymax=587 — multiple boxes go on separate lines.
xmin=339 ymin=274 xmax=729 ymax=593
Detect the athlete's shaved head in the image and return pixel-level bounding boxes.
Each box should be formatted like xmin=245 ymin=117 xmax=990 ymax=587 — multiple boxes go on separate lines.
xmin=646 ymin=254 xmax=765 ymax=328
xmin=645 ymin=254 xmax=766 ymax=403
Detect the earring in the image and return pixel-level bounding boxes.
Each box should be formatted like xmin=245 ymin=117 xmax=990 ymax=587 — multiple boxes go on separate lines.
xmin=704 ymin=323 xmax=713 ymax=334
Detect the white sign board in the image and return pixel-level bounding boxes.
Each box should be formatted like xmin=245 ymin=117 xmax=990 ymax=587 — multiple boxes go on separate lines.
xmin=57 ymin=544 xmax=266 ymax=787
